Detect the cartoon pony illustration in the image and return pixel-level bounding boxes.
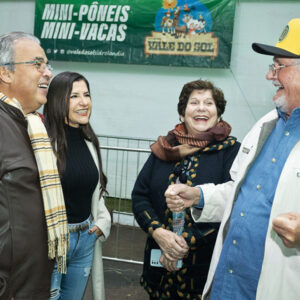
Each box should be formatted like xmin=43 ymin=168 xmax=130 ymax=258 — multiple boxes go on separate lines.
xmin=161 ymin=10 xmax=174 ymax=34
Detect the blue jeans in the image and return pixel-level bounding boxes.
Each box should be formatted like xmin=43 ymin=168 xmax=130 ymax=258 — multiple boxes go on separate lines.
xmin=49 ymin=217 xmax=97 ymax=300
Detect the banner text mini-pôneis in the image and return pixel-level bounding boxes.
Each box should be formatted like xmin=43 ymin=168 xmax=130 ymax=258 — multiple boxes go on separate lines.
xmin=40 ymin=3 xmax=130 ymax=41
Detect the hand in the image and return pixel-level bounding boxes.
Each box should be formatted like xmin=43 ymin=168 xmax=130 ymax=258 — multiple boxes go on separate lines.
xmin=89 ymin=225 xmax=103 ymax=237
xmin=272 ymin=212 xmax=300 ymax=248
xmin=160 ymin=252 xmax=180 ymax=272
xmin=165 ymin=184 xmax=200 ymax=212
xmin=152 ymin=228 xmax=188 ymax=260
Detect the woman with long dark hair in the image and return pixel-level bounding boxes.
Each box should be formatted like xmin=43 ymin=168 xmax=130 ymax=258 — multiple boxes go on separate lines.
xmin=44 ymin=71 xmax=111 ymax=300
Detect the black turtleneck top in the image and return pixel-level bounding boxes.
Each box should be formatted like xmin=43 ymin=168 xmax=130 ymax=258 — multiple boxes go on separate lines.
xmin=61 ymin=126 xmax=99 ymax=223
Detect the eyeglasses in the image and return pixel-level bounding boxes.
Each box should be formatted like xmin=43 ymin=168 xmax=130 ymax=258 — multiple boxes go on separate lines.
xmin=0 ymin=59 xmax=53 ymax=73
xmin=268 ymin=63 xmax=299 ymax=76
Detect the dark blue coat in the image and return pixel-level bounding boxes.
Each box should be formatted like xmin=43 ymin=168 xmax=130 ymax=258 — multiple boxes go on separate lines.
xmin=132 ymin=141 xmax=240 ymax=299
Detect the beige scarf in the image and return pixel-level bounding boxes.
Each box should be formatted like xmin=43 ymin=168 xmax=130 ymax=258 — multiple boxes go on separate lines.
xmin=0 ymin=93 xmax=69 ymax=273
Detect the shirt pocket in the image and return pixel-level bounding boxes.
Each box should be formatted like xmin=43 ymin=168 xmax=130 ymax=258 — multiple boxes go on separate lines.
xmin=231 ymin=145 xmax=255 ymax=179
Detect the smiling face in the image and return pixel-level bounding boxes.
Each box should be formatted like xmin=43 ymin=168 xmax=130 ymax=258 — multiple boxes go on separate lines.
xmin=180 ymin=89 xmax=218 ymax=135
xmin=266 ymin=57 xmax=300 ymax=114
xmin=7 ymin=39 xmax=52 ymax=114
xmin=67 ymin=80 xmax=91 ymax=128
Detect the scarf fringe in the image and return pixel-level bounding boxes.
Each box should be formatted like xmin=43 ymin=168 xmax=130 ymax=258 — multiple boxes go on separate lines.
xmin=48 ymin=234 xmax=69 ymax=274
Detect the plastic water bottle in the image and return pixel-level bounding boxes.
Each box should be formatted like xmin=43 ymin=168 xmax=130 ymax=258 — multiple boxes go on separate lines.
xmin=172 ymin=211 xmax=185 ymax=268
xmin=172 ymin=211 xmax=185 ymax=236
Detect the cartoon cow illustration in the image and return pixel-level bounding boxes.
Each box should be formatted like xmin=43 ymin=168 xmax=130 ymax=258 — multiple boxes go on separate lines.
xmin=173 ymin=13 xmax=192 ymax=38
xmin=184 ymin=14 xmax=206 ymax=35
xmin=198 ymin=15 xmax=206 ymax=33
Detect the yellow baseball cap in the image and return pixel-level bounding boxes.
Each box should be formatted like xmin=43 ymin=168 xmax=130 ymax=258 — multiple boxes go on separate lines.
xmin=252 ymin=18 xmax=300 ymax=58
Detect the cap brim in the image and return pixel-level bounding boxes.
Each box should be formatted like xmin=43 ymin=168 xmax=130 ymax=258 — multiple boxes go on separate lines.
xmin=252 ymin=43 xmax=300 ymax=58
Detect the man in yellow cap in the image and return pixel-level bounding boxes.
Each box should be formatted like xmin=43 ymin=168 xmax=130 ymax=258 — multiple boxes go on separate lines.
xmin=165 ymin=18 xmax=300 ymax=300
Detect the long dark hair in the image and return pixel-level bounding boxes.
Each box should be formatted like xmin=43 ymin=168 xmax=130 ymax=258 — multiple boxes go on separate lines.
xmin=44 ymin=71 xmax=107 ymax=197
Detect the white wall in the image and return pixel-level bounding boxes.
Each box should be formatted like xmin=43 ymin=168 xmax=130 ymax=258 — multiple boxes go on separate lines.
xmin=1 ymin=0 xmax=300 ymax=141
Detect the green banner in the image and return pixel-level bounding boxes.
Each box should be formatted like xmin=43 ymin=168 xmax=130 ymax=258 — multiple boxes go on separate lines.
xmin=34 ymin=0 xmax=236 ymax=68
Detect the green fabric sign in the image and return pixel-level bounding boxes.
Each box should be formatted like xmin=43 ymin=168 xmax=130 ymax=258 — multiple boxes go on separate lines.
xmin=34 ymin=0 xmax=236 ymax=68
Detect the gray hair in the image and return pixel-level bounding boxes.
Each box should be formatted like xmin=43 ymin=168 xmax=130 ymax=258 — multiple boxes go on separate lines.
xmin=0 ymin=32 xmax=40 ymax=72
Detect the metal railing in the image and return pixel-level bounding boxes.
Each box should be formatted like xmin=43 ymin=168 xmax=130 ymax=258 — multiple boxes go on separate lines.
xmin=98 ymin=134 xmax=154 ymax=264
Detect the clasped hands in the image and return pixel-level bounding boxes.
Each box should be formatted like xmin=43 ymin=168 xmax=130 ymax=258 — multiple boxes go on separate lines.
xmin=152 ymin=227 xmax=189 ymax=272
xmin=164 ymin=184 xmax=300 ymax=249
xmin=165 ymin=184 xmax=200 ymax=212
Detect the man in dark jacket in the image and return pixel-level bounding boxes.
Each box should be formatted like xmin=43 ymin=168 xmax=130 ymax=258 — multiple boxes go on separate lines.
xmin=0 ymin=32 xmax=54 ymax=300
